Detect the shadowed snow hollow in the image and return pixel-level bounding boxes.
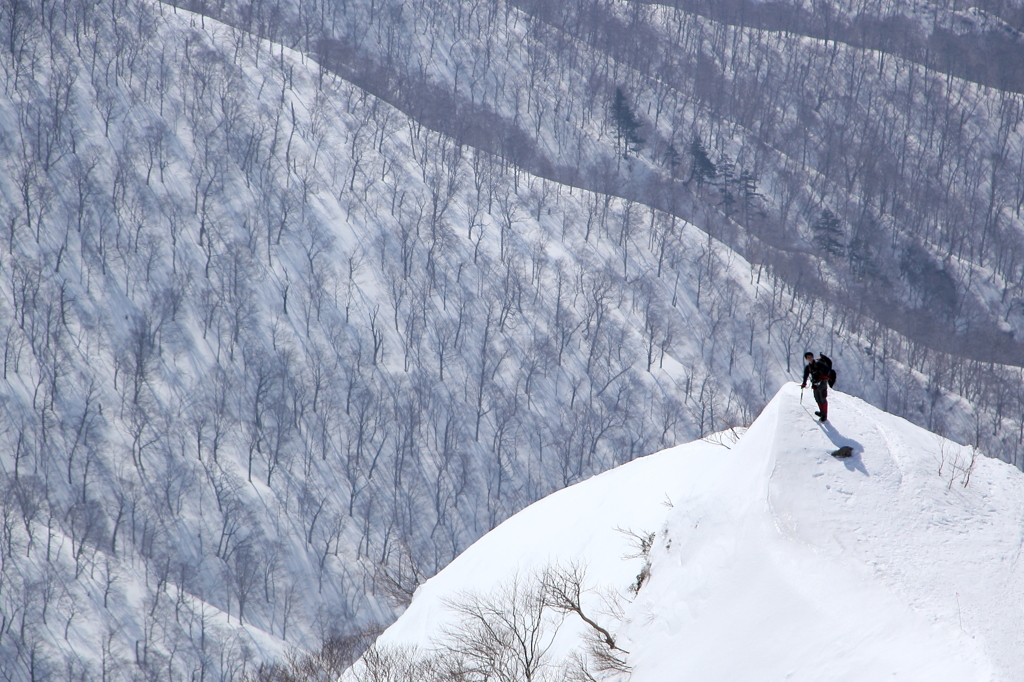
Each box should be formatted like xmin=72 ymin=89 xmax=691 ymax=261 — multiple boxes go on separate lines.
xmin=353 ymin=383 xmax=1024 ymax=681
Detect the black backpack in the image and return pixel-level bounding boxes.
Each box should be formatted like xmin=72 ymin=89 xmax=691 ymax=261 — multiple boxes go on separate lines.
xmin=819 ymin=354 xmax=837 ymax=388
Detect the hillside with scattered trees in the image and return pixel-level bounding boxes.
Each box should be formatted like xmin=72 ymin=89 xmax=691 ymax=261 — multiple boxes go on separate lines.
xmin=3 ymin=0 xmax=1024 ymax=679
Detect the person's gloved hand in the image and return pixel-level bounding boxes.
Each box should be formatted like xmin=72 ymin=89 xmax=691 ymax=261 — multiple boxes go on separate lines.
xmin=800 ymin=383 xmax=806 ymax=389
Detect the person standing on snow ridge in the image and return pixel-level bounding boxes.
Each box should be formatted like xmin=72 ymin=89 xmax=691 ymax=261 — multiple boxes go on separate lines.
xmin=801 ymin=351 xmax=832 ymax=422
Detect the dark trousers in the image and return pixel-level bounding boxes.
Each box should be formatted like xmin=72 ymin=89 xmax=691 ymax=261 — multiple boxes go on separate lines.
xmin=812 ymin=383 xmax=828 ymax=417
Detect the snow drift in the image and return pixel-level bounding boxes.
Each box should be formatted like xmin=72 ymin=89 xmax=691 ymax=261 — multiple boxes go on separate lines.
xmin=354 ymin=383 xmax=1024 ymax=681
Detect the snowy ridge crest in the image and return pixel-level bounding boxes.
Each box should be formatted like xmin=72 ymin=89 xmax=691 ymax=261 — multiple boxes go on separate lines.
xmin=349 ymin=384 xmax=1024 ymax=681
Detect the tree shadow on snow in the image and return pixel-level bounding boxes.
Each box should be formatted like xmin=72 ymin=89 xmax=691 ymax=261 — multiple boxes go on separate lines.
xmin=818 ymin=421 xmax=868 ymax=476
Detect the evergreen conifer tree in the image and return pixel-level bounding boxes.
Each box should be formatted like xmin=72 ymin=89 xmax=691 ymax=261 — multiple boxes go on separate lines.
xmin=812 ymin=208 xmax=845 ymax=256
xmin=664 ymin=143 xmax=682 ymax=178
xmin=688 ymin=136 xmax=717 ymax=187
xmin=612 ymin=88 xmax=644 ymax=156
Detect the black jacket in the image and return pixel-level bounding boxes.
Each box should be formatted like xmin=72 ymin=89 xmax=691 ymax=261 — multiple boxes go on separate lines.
xmin=802 ymin=359 xmax=830 ymax=387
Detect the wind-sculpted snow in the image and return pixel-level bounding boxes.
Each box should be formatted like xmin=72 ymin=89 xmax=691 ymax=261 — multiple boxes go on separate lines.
xmin=356 ymin=384 xmax=1024 ymax=680
xmin=2 ymin=0 xmax=1024 ymax=679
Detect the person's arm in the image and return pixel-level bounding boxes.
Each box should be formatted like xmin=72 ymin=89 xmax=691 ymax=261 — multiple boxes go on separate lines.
xmin=801 ymin=364 xmax=810 ymax=387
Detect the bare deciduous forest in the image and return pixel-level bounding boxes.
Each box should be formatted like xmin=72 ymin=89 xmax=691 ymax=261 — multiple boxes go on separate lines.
xmin=3 ymin=0 xmax=1024 ymax=678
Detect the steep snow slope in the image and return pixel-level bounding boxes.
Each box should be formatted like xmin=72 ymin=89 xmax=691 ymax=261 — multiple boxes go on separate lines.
xmin=359 ymin=383 xmax=1024 ymax=680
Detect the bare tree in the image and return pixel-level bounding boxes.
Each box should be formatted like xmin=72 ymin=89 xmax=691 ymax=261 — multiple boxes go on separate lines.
xmin=441 ymin=574 xmax=561 ymax=682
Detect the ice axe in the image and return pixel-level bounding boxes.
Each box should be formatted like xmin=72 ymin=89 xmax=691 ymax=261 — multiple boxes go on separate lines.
xmin=800 ymin=386 xmax=804 ymax=404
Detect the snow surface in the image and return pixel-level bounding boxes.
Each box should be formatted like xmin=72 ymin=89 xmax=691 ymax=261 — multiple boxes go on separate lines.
xmin=365 ymin=383 xmax=1024 ymax=680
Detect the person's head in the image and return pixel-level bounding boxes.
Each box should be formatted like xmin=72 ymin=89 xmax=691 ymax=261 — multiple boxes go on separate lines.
xmin=804 ymin=352 xmax=814 ymax=364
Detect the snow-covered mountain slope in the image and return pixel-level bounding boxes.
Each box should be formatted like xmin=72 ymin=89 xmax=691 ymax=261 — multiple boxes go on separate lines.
xmin=9 ymin=0 xmax=1024 ymax=676
xmin=354 ymin=383 xmax=1024 ymax=680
